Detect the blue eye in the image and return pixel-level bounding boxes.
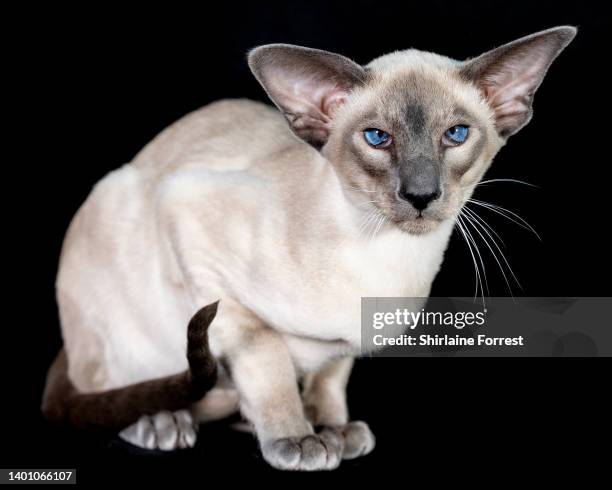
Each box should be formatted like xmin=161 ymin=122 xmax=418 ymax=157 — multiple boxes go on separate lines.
xmin=364 ymin=128 xmax=392 ymax=148
xmin=444 ymin=125 xmax=469 ymax=145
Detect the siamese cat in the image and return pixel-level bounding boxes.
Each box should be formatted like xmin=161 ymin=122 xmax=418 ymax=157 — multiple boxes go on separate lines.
xmin=43 ymin=27 xmax=575 ymax=470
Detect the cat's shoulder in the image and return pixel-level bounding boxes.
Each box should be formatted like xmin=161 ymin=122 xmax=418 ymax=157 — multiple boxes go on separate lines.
xmin=131 ymin=98 xmax=292 ymax=170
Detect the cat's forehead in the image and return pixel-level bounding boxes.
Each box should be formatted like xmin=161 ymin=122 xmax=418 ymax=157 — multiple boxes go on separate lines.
xmin=357 ymin=49 xmax=492 ymax=127
xmin=367 ymin=48 xmax=460 ymax=72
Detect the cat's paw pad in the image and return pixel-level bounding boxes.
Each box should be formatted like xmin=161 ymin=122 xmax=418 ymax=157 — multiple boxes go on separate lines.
xmin=339 ymin=421 xmax=376 ymax=460
xmin=261 ymin=428 xmax=344 ymax=471
xmin=119 ymin=410 xmax=197 ymax=451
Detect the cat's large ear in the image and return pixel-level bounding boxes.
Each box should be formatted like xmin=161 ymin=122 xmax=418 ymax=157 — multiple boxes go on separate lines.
xmin=248 ymin=44 xmax=366 ymax=148
xmin=461 ymin=26 xmax=576 ymax=138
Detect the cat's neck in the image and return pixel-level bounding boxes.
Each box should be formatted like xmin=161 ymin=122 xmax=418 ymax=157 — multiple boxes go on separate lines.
xmin=308 ymin=159 xmax=455 ymax=296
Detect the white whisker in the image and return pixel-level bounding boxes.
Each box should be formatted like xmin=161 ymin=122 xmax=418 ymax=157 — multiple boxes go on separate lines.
xmin=357 ymin=208 xmax=378 ymax=240
xmin=369 ymin=212 xmax=386 ymax=244
xmin=478 ymin=178 xmax=539 ymax=188
xmin=463 ymin=204 xmax=505 ymax=248
xmin=462 ymin=206 xmax=521 ymax=295
xmin=459 ymin=212 xmax=489 ymax=297
xmin=342 ymin=185 xmax=377 ymax=193
xmin=455 ymin=214 xmax=485 ymax=305
xmin=356 ymin=200 xmax=384 ymax=207
xmin=468 ymin=198 xmax=541 ymax=240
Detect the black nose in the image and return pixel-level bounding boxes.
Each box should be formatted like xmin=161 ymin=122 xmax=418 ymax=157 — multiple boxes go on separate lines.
xmin=398 ymin=188 xmax=441 ymax=211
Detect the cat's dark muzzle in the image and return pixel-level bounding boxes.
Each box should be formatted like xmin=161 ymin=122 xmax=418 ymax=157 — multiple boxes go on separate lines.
xmin=391 ymin=202 xmax=445 ymax=235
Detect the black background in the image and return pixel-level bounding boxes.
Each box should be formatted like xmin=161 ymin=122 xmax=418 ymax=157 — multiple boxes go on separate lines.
xmin=3 ymin=0 xmax=610 ymax=484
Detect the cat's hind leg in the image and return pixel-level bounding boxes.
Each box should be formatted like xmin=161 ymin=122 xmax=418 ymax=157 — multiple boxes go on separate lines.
xmin=119 ymin=410 xmax=198 ymax=450
xmin=191 ymin=386 xmax=240 ymax=423
xmin=119 ymin=383 xmax=240 ymax=450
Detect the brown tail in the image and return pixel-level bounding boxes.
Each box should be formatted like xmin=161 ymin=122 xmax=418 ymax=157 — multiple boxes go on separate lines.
xmin=41 ymin=301 xmax=219 ymax=432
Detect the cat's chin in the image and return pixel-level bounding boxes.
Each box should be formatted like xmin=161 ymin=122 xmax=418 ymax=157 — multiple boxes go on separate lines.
xmin=397 ymin=216 xmax=440 ymax=235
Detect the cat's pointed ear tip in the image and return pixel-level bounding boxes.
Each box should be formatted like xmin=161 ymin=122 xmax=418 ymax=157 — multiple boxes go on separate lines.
xmin=248 ymin=44 xmax=304 ymax=62
xmin=247 ymin=45 xmax=269 ymax=70
xmin=543 ymin=25 xmax=578 ymax=45
xmin=554 ymin=25 xmax=578 ymax=40
xmin=248 ymin=45 xmax=275 ymax=66
xmin=248 ymin=44 xmax=294 ymax=73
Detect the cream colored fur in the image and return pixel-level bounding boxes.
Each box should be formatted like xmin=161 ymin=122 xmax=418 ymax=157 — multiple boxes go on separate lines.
xmin=55 ymin=27 xmax=574 ymax=470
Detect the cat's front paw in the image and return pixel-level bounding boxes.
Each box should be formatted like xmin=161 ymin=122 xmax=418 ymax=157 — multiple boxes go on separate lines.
xmin=261 ymin=428 xmax=344 ymax=471
xmin=118 ymin=410 xmax=197 ymax=451
xmin=335 ymin=421 xmax=376 ymax=460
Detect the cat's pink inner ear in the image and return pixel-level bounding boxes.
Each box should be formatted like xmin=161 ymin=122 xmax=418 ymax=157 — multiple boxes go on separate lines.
xmin=249 ymin=44 xmax=365 ymax=148
xmin=322 ymin=91 xmax=349 ymax=117
xmin=279 ymin=75 xmax=348 ymax=123
xmin=263 ymin=72 xmax=351 ymax=144
xmin=481 ymin=48 xmax=557 ymax=132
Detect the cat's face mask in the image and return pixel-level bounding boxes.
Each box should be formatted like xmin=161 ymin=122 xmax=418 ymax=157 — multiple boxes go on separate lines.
xmin=249 ymin=27 xmax=574 ymax=235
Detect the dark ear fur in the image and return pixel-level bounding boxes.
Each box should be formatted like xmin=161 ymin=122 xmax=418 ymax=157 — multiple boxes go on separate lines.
xmin=461 ymin=26 xmax=576 ymax=138
xmin=248 ymin=44 xmax=366 ymax=148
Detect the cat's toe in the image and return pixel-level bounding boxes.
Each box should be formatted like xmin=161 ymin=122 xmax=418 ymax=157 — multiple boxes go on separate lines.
xmin=174 ymin=409 xmax=198 ymax=449
xmin=341 ymin=421 xmax=375 ymax=460
xmin=152 ymin=411 xmax=182 ymax=450
xmin=118 ymin=414 xmax=157 ymax=449
xmin=262 ymin=429 xmax=344 ymax=471
xmin=118 ymin=410 xmax=197 ymax=451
